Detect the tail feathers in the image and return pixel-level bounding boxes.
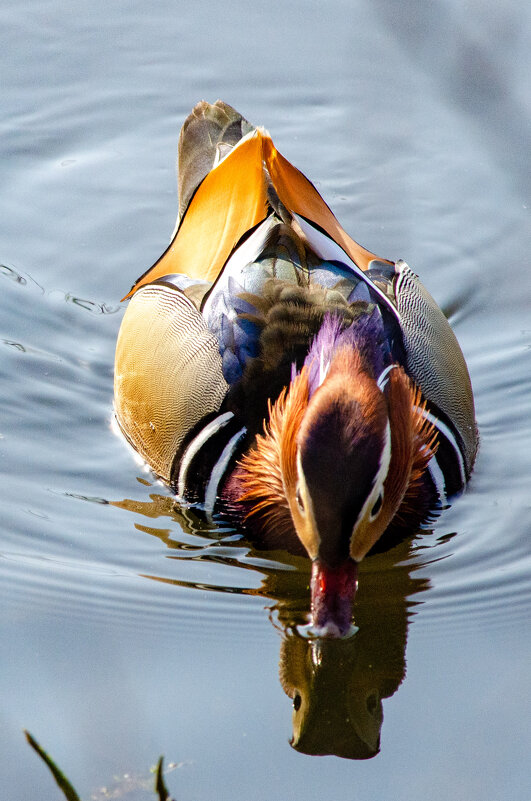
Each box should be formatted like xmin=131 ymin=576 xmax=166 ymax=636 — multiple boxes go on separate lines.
xmin=177 ymin=100 xmax=255 ymax=220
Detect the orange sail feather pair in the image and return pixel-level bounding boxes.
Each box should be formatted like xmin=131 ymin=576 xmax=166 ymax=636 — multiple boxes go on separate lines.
xmin=123 ymin=130 xmax=390 ymax=300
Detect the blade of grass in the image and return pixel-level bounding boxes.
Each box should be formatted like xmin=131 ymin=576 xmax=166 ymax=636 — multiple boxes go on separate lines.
xmin=155 ymin=756 xmax=173 ymax=801
xmin=24 ymin=730 xmax=81 ymax=801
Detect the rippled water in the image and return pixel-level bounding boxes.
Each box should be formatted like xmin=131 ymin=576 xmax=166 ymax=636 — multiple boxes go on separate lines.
xmin=1 ymin=1 xmax=530 ymax=799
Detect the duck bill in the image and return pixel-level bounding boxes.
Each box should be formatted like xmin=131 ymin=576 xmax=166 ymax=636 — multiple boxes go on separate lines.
xmin=310 ymin=558 xmax=358 ymax=638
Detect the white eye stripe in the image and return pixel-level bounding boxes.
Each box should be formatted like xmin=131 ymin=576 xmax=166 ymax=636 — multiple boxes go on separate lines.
xmin=353 ymin=420 xmax=392 ymax=531
xmin=369 ymin=489 xmax=384 ymax=521
xmin=294 ymin=449 xmax=320 ymax=559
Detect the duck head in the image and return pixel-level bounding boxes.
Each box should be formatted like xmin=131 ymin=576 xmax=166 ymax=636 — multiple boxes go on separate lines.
xmin=238 ymin=313 xmax=436 ymax=637
xmin=292 ymin=348 xmax=390 ymax=636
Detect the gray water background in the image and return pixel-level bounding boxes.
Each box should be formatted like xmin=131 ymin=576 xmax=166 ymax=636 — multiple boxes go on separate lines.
xmin=1 ymin=1 xmax=530 ymax=799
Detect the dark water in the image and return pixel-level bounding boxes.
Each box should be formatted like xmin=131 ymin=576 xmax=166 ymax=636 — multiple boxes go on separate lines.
xmin=1 ymin=1 xmax=530 ymax=799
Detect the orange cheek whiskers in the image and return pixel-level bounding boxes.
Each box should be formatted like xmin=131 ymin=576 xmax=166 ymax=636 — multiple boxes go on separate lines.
xmin=236 ymin=370 xmax=309 ymax=530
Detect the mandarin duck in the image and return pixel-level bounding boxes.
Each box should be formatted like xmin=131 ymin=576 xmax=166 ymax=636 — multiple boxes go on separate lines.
xmin=114 ymin=100 xmax=478 ymax=637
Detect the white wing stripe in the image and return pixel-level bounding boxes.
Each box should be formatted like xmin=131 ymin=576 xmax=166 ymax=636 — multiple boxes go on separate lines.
xmin=177 ymin=411 xmax=235 ymax=498
xmin=377 ymin=364 xmax=397 ymax=390
xmin=416 ymin=407 xmax=466 ymax=488
xmin=205 ymin=426 xmax=247 ymax=516
xmin=427 ymin=454 xmax=447 ymax=506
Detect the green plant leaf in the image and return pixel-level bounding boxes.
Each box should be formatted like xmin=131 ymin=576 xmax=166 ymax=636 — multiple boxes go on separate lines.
xmin=24 ymin=730 xmax=81 ymax=801
xmin=155 ymin=756 xmax=173 ymax=801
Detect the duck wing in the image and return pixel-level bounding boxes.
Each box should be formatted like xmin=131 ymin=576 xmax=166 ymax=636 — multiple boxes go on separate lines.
xmin=392 ymin=261 xmax=478 ymax=482
xmin=114 ymin=284 xmax=227 ymax=482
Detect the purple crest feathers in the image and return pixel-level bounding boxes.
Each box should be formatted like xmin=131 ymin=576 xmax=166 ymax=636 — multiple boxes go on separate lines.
xmin=303 ymin=308 xmax=388 ymax=396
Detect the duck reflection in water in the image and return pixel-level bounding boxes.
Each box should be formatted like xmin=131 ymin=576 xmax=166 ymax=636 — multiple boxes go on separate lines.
xmin=112 ymin=493 xmax=430 ymax=760
xmin=277 ymin=550 xmax=428 ymax=759
xmin=281 ymin=635 xmax=384 ymax=759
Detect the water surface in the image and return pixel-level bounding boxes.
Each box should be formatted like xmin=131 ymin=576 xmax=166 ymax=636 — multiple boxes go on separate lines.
xmin=1 ymin=1 xmax=530 ymax=799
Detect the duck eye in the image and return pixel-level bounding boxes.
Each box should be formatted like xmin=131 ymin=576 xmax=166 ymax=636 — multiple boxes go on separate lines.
xmin=369 ymin=490 xmax=383 ymax=521
xmin=295 ymin=487 xmax=305 ymax=513
xmin=293 ymin=693 xmax=302 ymax=711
